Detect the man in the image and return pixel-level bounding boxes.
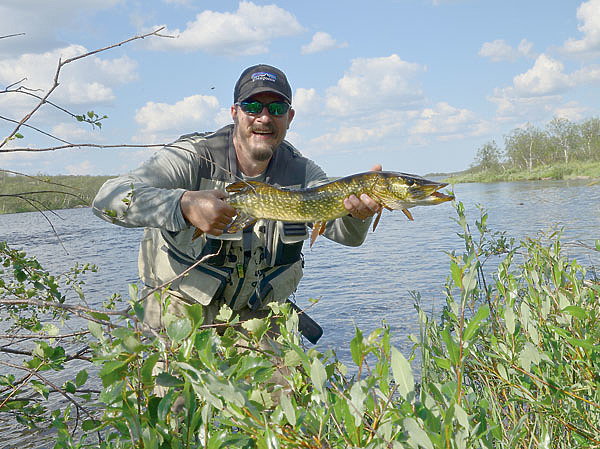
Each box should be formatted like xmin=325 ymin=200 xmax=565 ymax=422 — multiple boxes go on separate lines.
xmin=92 ymin=64 xmax=381 ymax=332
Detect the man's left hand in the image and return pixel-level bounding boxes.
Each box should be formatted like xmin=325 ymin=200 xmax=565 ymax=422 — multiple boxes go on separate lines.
xmin=344 ymin=164 xmax=383 ymax=220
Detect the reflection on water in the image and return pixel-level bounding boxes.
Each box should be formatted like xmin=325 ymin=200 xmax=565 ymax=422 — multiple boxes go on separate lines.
xmin=1 ymin=180 xmax=600 ymax=448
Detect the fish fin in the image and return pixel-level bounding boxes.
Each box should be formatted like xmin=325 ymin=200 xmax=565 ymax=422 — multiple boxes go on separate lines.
xmin=310 ymin=221 xmax=326 ymax=247
xmin=402 ymin=209 xmax=414 ymax=221
xmin=226 ymin=212 xmax=256 ymax=233
xmin=372 ymin=209 xmax=383 ymax=231
xmin=226 ymin=180 xmax=265 ymax=193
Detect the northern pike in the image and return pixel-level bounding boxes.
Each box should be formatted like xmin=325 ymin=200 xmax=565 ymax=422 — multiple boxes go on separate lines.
xmin=195 ymin=171 xmax=454 ymax=246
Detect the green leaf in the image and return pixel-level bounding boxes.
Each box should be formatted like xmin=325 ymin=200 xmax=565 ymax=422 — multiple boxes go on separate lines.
xmin=463 ymin=304 xmax=489 ymax=341
xmin=310 ymin=358 xmax=327 ymax=393
xmin=504 ymin=305 xmax=515 ymax=335
xmin=391 ymin=347 xmax=414 ymax=400
xmin=562 ymin=305 xmax=587 ymax=320
xmin=349 ymin=381 xmax=366 ymax=426
xmin=241 ymin=317 xmax=268 ymax=340
xmin=441 ymin=328 xmax=459 ymax=366
xmin=166 ymin=316 xmax=192 ymax=342
xmin=450 ymin=261 xmax=462 ymax=288
xmin=350 ymin=327 xmax=364 ymax=366
xmin=156 ymin=372 xmax=184 ymax=388
xmin=75 ymin=369 xmax=88 ymax=387
xmin=141 ymin=353 xmax=160 ymax=385
xmin=433 ymin=356 xmax=452 ymax=370
xmin=63 ymin=381 xmax=76 ymax=394
xmin=279 ymin=393 xmax=296 ymax=426
xmin=404 ymin=417 xmax=434 ymax=449
xmin=82 ymin=419 xmax=101 ymax=431
xmin=99 ymin=380 xmax=125 ymax=405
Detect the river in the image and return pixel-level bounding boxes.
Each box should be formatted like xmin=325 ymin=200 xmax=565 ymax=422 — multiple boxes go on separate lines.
xmin=1 ymin=179 xmax=600 ymax=448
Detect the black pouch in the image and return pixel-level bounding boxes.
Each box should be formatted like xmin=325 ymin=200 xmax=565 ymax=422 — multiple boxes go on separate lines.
xmin=264 ymin=221 xmax=308 ymax=266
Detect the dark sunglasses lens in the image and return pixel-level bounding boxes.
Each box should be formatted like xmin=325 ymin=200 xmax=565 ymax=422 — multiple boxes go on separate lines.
xmin=267 ymin=102 xmax=289 ymax=116
xmin=240 ymin=101 xmax=289 ymax=116
xmin=240 ymin=101 xmax=263 ymax=114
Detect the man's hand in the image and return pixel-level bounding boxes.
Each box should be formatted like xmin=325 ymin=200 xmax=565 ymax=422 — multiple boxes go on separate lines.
xmin=344 ymin=164 xmax=383 ymax=220
xmin=180 ymin=190 xmax=237 ymax=236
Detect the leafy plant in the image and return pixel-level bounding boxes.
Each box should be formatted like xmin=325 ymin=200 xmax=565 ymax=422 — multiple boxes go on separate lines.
xmin=2 ymin=200 xmax=600 ymax=448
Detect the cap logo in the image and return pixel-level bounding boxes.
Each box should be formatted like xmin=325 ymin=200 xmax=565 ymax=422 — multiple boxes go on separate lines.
xmin=251 ymin=71 xmax=276 ymax=83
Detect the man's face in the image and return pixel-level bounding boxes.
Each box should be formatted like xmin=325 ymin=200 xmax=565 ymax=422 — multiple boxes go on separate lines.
xmin=231 ymin=91 xmax=295 ymax=163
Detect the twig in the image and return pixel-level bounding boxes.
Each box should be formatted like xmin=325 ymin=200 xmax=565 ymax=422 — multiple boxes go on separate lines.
xmin=0 ymin=33 xmax=25 ymax=40
xmin=0 ymin=114 xmax=73 ymax=145
xmin=0 ymin=27 xmax=166 ymax=148
xmin=0 ymin=359 xmax=99 ymax=424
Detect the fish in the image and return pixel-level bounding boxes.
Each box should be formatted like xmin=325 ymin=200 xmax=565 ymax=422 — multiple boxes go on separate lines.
xmin=194 ymin=171 xmax=454 ymax=246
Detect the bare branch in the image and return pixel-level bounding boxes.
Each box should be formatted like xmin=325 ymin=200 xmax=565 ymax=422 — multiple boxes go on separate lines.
xmin=0 ymin=33 xmax=25 ymax=40
xmin=0 ymin=359 xmax=99 ymax=424
xmin=0 ymin=330 xmax=90 ymax=340
xmin=0 ymin=169 xmax=86 ymax=190
xmin=0 ymin=27 xmax=166 ymax=149
xmin=0 ymin=114 xmax=73 ymax=145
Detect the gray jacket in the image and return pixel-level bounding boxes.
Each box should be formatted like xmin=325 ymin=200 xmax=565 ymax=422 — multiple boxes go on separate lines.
xmin=92 ymin=125 xmax=371 ymax=310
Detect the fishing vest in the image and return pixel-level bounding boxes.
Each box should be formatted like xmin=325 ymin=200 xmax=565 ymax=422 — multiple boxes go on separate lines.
xmin=138 ymin=125 xmax=310 ymax=311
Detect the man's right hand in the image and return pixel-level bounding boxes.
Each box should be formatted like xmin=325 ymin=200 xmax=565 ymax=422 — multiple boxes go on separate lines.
xmin=180 ymin=190 xmax=237 ymax=236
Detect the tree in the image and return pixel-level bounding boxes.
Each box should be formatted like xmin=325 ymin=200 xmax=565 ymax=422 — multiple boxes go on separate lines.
xmin=504 ymin=123 xmax=547 ymax=171
xmin=579 ymin=117 xmax=600 ymax=161
xmin=546 ymin=117 xmax=579 ymax=164
xmin=472 ymin=140 xmax=502 ymax=172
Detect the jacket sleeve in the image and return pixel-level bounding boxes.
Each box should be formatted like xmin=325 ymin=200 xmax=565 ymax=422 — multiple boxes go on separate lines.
xmin=92 ymin=140 xmax=203 ymax=232
xmin=305 ymin=160 xmax=372 ymax=247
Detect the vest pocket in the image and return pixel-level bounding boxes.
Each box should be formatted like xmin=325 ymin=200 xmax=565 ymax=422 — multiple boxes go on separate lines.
xmin=152 ymin=244 xmax=231 ymax=306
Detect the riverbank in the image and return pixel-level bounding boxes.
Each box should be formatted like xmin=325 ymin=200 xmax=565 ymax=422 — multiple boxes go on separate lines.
xmin=443 ymin=161 xmax=600 ymax=183
xmin=0 ymin=174 xmax=113 ymax=214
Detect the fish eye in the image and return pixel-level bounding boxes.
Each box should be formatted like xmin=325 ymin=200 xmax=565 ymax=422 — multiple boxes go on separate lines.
xmin=405 ymin=178 xmax=414 ymax=186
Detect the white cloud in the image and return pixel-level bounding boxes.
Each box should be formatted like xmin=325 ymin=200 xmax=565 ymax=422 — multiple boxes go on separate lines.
xmin=134 ymin=94 xmax=221 ymax=143
xmin=0 ymin=45 xmax=138 ymax=110
xmin=479 ymin=38 xmax=535 ymax=62
xmin=563 ymin=0 xmax=600 ymax=54
xmin=489 ymin=52 xmax=600 ymax=122
xmin=144 ymin=1 xmax=305 ymax=56
xmin=325 ymin=54 xmax=425 ymax=116
xmin=552 ymin=101 xmax=588 ymax=121
xmin=292 ymin=88 xmax=320 ymax=115
xmin=512 ymin=54 xmax=571 ymax=95
xmin=66 ymin=160 xmax=95 ymax=175
xmin=50 ymin=122 xmax=102 ymax=142
xmin=409 ymin=102 xmax=487 ymax=139
xmin=301 ymin=32 xmax=348 ymax=55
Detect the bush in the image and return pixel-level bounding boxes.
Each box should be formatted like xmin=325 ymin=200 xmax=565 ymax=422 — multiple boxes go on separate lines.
xmin=2 ymin=202 xmax=600 ymax=448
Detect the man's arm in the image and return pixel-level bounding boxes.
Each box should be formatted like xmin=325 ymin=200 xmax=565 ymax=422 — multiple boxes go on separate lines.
xmin=92 ymin=142 xmax=202 ymax=232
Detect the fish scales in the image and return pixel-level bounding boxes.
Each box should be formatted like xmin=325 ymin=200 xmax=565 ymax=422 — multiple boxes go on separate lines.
xmin=192 ymin=171 xmax=454 ymax=243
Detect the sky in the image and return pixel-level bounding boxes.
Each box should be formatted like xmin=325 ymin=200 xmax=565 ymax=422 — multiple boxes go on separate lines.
xmin=1 ymin=0 xmax=600 ymax=177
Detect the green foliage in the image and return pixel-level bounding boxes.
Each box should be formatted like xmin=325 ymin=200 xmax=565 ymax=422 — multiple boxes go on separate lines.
xmin=460 ymin=116 xmax=600 ymax=182
xmin=0 ymin=173 xmax=114 ymax=214
xmin=2 ymin=200 xmax=600 ymax=448
xmin=75 ymin=110 xmax=108 ymax=129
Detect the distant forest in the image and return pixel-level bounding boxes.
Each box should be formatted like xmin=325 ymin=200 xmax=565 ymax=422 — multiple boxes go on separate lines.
xmin=470 ymin=116 xmax=600 ymax=173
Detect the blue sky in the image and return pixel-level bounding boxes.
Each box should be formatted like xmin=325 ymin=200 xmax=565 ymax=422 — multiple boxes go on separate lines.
xmin=1 ymin=0 xmax=599 ymax=177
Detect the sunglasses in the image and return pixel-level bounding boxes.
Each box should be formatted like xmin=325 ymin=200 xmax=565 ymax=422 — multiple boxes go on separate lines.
xmin=237 ymin=100 xmax=290 ymax=116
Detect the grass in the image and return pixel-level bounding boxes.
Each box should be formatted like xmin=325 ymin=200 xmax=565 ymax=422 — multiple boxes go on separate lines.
xmin=444 ymin=161 xmax=600 ymax=183
xmin=0 ymin=174 xmax=113 ymax=214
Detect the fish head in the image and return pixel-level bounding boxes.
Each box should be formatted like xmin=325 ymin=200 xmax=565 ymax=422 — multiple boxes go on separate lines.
xmin=373 ymin=172 xmax=454 ymax=209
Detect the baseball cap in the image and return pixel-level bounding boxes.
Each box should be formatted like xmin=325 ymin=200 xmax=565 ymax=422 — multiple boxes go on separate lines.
xmin=233 ymin=64 xmax=292 ymax=104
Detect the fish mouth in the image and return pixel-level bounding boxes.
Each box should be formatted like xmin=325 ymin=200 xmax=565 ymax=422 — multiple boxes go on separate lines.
xmin=430 ymin=190 xmax=454 ymax=203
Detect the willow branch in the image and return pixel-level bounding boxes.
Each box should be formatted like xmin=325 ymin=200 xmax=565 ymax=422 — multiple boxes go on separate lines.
xmin=0 ymin=27 xmax=166 ymax=149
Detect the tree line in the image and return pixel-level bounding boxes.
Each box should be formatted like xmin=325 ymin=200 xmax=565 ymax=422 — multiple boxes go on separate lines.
xmin=472 ymin=117 xmax=600 ymax=172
